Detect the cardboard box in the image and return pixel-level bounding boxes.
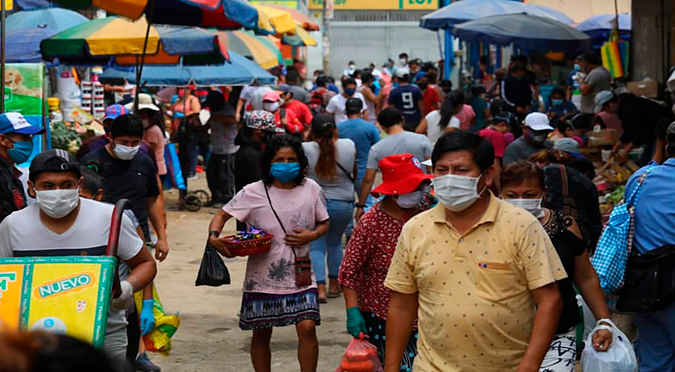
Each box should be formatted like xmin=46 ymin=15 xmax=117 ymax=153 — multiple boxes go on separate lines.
xmin=627 ymin=80 xmax=659 ymax=98
xmin=587 ymin=129 xmax=618 ymax=147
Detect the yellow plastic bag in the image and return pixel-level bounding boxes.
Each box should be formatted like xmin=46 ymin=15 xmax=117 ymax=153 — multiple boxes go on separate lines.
xmin=133 ymin=286 xmax=180 ymax=356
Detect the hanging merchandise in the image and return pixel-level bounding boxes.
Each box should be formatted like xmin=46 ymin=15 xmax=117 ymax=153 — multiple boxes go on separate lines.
xmin=601 ymin=30 xmax=628 ymax=79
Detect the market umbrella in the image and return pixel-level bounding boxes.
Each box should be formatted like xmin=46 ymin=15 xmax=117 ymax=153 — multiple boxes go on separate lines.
xmin=99 ymin=51 xmax=277 ymax=86
xmin=576 ymin=13 xmax=631 ymax=41
xmin=281 ymin=26 xmax=317 ymax=47
xmin=452 ymin=14 xmax=591 ymax=51
xmin=217 ymin=30 xmax=282 ymax=70
xmin=47 ymin=0 xmax=273 ymax=32
xmin=3 ymin=8 xmax=88 ymax=62
xmin=264 ymin=4 xmax=319 ymax=31
xmin=40 ymin=16 xmax=228 ymax=65
xmin=420 ymin=0 xmax=567 ymax=30
xmin=253 ymin=4 xmax=296 ymax=35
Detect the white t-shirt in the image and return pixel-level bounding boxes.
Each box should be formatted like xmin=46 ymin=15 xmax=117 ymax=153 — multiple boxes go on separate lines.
xmin=425 ymin=110 xmax=460 ymax=147
xmin=240 ymin=86 xmax=273 ymax=111
xmin=326 ymin=93 xmax=367 ymax=124
xmin=0 ymin=198 xmax=144 ymax=334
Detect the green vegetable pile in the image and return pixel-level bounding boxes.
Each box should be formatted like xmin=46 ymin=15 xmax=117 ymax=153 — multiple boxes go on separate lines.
xmin=50 ymin=121 xmax=82 ymax=154
xmin=606 ymin=185 xmax=626 ymax=205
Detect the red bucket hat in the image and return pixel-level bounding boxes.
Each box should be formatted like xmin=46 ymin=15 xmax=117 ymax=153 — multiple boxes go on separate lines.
xmin=371 ymin=154 xmax=433 ymax=197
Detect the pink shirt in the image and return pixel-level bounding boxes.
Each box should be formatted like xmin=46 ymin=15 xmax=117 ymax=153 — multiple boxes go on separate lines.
xmin=595 ymin=111 xmax=623 ymax=138
xmin=224 ymin=180 xmax=329 ymax=294
xmin=143 ymin=125 xmax=166 ymax=175
xmin=455 ymin=104 xmax=476 ymax=131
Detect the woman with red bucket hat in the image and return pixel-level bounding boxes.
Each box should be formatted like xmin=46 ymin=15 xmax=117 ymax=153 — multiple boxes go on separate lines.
xmin=338 ymin=153 xmax=433 ymax=371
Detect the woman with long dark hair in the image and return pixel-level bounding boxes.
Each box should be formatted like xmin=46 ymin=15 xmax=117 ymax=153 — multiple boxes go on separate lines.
xmin=302 ymin=113 xmax=357 ymax=302
xmin=208 ymin=135 xmax=329 ymax=372
xmin=415 ymin=91 xmax=462 ymax=146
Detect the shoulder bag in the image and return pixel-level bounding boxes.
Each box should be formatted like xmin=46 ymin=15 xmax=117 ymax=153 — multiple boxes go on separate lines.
xmin=264 ymin=185 xmax=313 ymax=287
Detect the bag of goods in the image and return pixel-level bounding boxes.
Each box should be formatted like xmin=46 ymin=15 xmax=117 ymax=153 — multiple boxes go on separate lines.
xmin=335 ymin=333 xmax=382 ymax=372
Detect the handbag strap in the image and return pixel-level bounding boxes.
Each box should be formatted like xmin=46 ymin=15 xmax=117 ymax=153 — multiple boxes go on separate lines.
xmin=558 ymin=164 xmax=569 ymax=198
xmin=264 ymin=185 xmax=297 ymax=258
xmin=626 ymin=168 xmax=653 ymax=258
xmin=336 ymin=162 xmax=355 ymax=183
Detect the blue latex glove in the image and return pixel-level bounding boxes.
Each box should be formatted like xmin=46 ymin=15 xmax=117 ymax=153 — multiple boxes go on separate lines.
xmin=140 ymin=299 xmax=155 ymax=336
xmin=373 ymin=81 xmax=381 ymax=96
xmin=346 ymin=307 xmax=368 ymax=338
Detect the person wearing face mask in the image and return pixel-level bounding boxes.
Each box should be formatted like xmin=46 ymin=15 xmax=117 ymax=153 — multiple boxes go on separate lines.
xmin=383 ymin=131 xmax=566 ymax=372
xmin=0 ymin=112 xmax=44 ymax=223
xmin=566 ymin=55 xmax=583 ymax=110
xmin=388 ymin=68 xmax=423 ymax=131
xmin=326 ymin=78 xmax=369 ymax=124
xmin=503 ymin=112 xmax=554 ymax=166
xmin=208 ymin=135 xmax=329 ymax=372
xmin=343 ymin=61 xmax=357 ymax=79
xmin=579 ymin=51 xmax=612 ymax=115
xmin=592 ymin=90 xmax=622 ymax=137
xmin=130 ymin=94 xmax=167 ymax=182
xmin=418 ymin=76 xmax=440 ymax=116
xmin=81 ymin=115 xmax=169 ymax=263
xmin=339 ymin=153 xmax=432 ymax=371
xmin=546 ymin=87 xmax=577 ymax=127
xmin=0 ymin=149 xmax=157 ymax=366
xmin=278 ymin=84 xmax=313 ymax=129
xmin=397 ymin=53 xmax=409 ymax=71
xmin=357 ymin=71 xmax=384 ymax=125
xmin=262 ymin=91 xmax=304 ymax=136
xmin=501 ymin=161 xmax=613 ymax=372
xmin=501 ymin=65 xmax=533 ymax=120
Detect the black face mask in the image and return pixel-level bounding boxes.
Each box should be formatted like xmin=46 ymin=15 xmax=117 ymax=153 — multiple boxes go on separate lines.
xmin=418 ymin=83 xmax=428 ymax=90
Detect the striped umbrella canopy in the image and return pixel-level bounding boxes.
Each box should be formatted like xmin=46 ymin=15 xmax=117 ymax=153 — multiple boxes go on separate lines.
xmin=282 ymin=26 xmax=317 ymax=47
xmin=48 ymin=0 xmax=274 ymax=32
xmin=264 ymin=4 xmax=319 ymax=31
xmin=40 ymin=16 xmax=228 ymax=65
xmin=217 ymin=30 xmax=282 ymax=70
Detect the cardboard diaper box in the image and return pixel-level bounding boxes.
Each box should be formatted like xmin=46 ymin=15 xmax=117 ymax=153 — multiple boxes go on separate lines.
xmin=627 ymin=80 xmax=659 ymax=98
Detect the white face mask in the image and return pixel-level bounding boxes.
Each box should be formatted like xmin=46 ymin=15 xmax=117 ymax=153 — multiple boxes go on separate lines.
xmin=264 ymin=102 xmax=280 ymax=112
xmin=395 ymin=191 xmax=423 ymax=209
xmin=113 ymin=143 xmax=140 ymax=160
xmin=399 ymin=58 xmax=407 ymax=66
xmin=349 ymin=64 xmax=356 ymax=70
xmin=35 ymin=188 xmax=80 ymax=219
xmin=505 ymin=198 xmax=545 ymax=219
xmin=432 ymin=174 xmax=485 ymax=212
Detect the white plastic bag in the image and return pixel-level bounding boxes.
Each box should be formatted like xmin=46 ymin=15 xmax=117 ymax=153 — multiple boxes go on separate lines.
xmin=581 ymin=319 xmax=637 ymax=372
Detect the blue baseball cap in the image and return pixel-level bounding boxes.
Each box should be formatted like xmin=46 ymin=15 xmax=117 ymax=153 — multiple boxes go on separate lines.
xmin=104 ymin=104 xmax=129 ymax=121
xmin=0 ymin=112 xmax=45 ymax=135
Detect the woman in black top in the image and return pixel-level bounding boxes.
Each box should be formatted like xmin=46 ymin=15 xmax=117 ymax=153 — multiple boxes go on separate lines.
xmin=500 ymin=161 xmax=612 ymax=372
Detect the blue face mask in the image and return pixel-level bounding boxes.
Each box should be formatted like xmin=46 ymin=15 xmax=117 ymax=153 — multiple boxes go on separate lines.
xmin=8 ymin=140 xmax=33 ymax=164
xmin=552 ymin=99 xmax=564 ymax=106
xmin=392 ymin=82 xmax=400 ymax=88
xmin=270 ymin=162 xmax=300 ymax=183
xmin=574 ymin=64 xmax=581 ymax=71
xmin=344 ymin=88 xmax=356 ymax=96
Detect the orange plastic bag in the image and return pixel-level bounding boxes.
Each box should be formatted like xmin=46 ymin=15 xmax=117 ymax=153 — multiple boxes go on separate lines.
xmin=335 ymin=333 xmax=382 ymax=372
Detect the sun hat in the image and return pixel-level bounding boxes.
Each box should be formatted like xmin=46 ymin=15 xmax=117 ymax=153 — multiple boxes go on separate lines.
xmin=0 ymin=112 xmax=45 ymax=135
xmin=263 ymin=91 xmax=281 ymax=102
xmin=371 ymin=154 xmax=433 ymax=196
xmin=124 ymin=93 xmax=159 ymax=112
xmin=553 ymin=138 xmax=586 ymax=159
xmin=524 ymin=112 xmax=554 ymax=131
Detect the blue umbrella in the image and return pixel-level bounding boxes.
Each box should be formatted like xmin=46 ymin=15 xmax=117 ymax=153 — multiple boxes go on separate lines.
xmin=100 ymin=51 xmax=276 ymax=86
xmin=4 ymin=8 xmax=88 ymax=62
xmin=576 ymin=13 xmax=631 ymax=41
xmin=453 ymin=14 xmax=591 ymax=51
xmin=420 ymin=0 xmax=566 ymax=30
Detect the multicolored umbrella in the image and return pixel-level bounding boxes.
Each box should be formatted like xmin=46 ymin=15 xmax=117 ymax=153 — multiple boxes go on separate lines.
xmin=253 ymin=4 xmax=296 ymax=35
xmin=48 ymin=0 xmax=275 ymax=33
xmin=40 ymin=16 xmax=228 ymax=65
xmin=282 ymin=26 xmax=317 ymax=47
xmin=264 ymin=4 xmax=319 ymax=31
xmin=217 ymin=30 xmax=282 ymax=70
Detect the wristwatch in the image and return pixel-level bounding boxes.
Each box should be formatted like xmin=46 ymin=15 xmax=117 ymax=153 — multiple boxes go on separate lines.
xmin=355 ymin=204 xmax=367 ymax=209
xmin=209 ymin=230 xmax=220 ymax=238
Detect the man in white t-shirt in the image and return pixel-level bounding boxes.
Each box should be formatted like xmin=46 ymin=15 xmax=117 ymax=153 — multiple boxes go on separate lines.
xmin=0 ymin=149 xmax=157 ymax=365
xmin=236 ymin=85 xmax=273 ymax=122
xmin=326 ymin=78 xmax=368 ymax=124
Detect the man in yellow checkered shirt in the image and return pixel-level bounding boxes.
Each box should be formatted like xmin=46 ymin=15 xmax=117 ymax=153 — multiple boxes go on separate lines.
xmin=384 ymin=131 xmax=567 ymax=372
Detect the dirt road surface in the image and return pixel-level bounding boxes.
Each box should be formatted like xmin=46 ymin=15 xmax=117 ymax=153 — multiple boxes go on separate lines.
xmin=150 ymin=181 xmax=349 ymax=372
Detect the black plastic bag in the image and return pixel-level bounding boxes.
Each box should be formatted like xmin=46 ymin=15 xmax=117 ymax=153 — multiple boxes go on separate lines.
xmin=195 ymin=243 xmax=231 ymax=286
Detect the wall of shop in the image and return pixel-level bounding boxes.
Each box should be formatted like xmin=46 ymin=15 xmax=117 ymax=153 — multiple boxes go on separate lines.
xmin=631 ymin=0 xmax=674 ymax=84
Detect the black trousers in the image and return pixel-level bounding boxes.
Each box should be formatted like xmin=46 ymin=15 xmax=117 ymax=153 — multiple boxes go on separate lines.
xmin=206 ymin=153 xmax=236 ymax=204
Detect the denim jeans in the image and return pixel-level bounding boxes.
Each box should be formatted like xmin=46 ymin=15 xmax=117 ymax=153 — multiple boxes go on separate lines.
xmin=633 ymin=301 xmax=675 ymax=372
xmin=310 ymin=199 xmax=354 ymax=284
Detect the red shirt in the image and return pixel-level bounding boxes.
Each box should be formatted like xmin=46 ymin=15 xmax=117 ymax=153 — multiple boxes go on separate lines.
xmin=422 ymin=87 xmax=441 ymax=115
xmin=274 ymin=108 xmax=304 ymax=134
xmin=284 ymin=99 xmax=313 ymax=128
xmin=339 ymin=204 xmax=405 ymax=320
xmin=478 ymin=127 xmax=506 ymax=158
